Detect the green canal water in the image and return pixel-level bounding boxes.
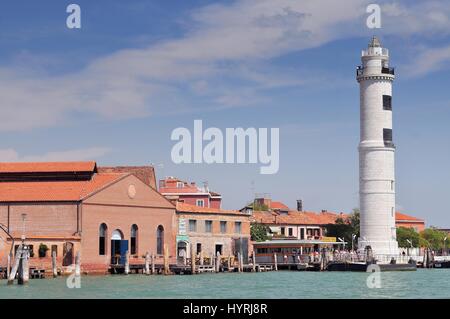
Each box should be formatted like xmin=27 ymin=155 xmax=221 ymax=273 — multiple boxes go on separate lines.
xmin=0 ymin=269 xmax=449 ymax=299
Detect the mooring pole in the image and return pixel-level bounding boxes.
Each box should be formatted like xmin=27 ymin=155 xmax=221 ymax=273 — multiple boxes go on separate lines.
xmin=75 ymin=251 xmax=81 ymax=277
xmin=215 ymin=252 xmax=221 ymax=273
xmin=274 ymin=253 xmax=278 ymax=271
xmin=151 ymin=253 xmax=155 ymax=274
xmin=8 ymin=246 xmax=22 ymax=285
xmin=124 ymin=251 xmax=130 ymax=275
xmin=190 ymin=243 xmax=196 ymax=275
xmin=252 ymin=250 xmax=256 ymax=272
xmin=144 ymin=252 xmax=150 ymax=275
xmin=21 ymin=248 xmax=29 ymax=284
xmin=52 ymin=251 xmax=58 ymax=278
xmin=164 ymin=246 xmax=170 ymax=275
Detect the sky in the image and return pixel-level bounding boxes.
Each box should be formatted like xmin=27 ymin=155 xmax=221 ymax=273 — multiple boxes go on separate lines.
xmin=0 ymin=0 xmax=449 ymax=226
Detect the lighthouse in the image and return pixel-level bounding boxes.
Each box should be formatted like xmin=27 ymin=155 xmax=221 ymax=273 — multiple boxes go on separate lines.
xmin=357 ymin=36 xmax=399 ymax=257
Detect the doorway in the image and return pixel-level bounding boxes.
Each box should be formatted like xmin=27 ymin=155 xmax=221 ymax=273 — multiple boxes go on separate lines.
xmin=215 ymin=244 xmax=223 ymax=255
xmin=110 ymin=229 xmax=128 ymax=265
xmin=62 ymin=242 xmax=74 ymax=266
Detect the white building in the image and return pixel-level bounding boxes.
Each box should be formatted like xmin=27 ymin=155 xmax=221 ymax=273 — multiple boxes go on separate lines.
xmin=357 ymin=36 xmax=399 ymax=256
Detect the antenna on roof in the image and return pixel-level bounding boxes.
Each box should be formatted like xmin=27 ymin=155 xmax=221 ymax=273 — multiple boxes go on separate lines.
xmin=202 ymin=181 xmax=209 ymax=192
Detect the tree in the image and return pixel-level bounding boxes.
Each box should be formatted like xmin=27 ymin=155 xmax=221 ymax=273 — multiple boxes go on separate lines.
xmin=396 ymin=227 xmax=420 ymax=247
xmin=420 ymin=228 xmax=449 ymax=250
xmin=325 ymin=208 xmax=360 ymax=248
xmin=250 ymin=223 xmax=269 ymax=242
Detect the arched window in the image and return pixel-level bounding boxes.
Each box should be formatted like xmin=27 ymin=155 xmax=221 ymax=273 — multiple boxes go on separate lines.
xmin=99 ymin=223 xmax=107 ymax=255
xmin=157 ymin=225 xmax=164 ymax=255
xmin=131 ymin=224 xmax=138 ymax=255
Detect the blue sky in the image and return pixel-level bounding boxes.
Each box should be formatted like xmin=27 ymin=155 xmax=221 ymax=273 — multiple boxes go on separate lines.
xmin=0 ymin=0 xmax=450 ymax=226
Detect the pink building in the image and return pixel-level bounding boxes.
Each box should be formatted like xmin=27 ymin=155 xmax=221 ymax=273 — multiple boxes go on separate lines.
xmin=159 ymin=177 xmax=222 ymax=209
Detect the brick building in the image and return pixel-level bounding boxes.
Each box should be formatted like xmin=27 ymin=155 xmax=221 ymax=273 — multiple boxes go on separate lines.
xmin=175 ymin=202 xmax=251 ymax=261
xmin=395 ymin=212 xmax=425 ymax=232
xmin=0 ymin=162 xmax=176 ymax=274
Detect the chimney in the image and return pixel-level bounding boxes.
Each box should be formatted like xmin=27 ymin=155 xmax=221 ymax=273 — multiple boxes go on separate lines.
xmin=296 ymin=200 xmax=303 ymax=212
xmin=321 ymin=209 xmax=327 ymax=213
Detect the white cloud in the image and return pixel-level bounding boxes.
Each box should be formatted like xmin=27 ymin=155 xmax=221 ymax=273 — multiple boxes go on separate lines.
xmin=1 ymin=0 xmax=449 ymax=131
xmin=0 ymin=147 xmax=111 ymax=162
xmin=404 ymin=45 xmax=450 ymax=77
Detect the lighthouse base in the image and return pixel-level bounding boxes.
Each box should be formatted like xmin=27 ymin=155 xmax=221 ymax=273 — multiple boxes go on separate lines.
xmin=358 ymin=239 xmax=399 ymax=257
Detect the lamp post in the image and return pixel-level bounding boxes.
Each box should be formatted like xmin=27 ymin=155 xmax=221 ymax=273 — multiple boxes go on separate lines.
xmin=351 ymin=234 xmax=357 ymax=252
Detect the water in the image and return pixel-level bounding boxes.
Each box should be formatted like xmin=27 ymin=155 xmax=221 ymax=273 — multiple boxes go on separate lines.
xmin=0 ymin=269 xmax=449 ymax=299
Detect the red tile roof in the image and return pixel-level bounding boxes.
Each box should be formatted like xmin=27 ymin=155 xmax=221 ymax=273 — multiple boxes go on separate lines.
xmin=0 ymin=161 xmax=96 ymax=173
xmin=176 ymin=202 xmax=247 ymax=216
xmin=395 ymin=212 xmax=424 ymax=222
xmin=270 ymin=201 xmax=289 ymax=210
xmin=0 ymin=173 xmax=126 ymax=202
xmin=98 ymin=166 xmax=156 ymax=189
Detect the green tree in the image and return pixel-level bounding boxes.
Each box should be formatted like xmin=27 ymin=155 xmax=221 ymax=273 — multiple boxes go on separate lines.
xmin=420 ymin=228 xmax=449 ymax=250
xmin=325 ymin=208 xmax=360 ymax=249
xmin=396 ymin=227 xmax=420 ymax=247
xmin=250 ymin=223 xmax=269 ymax=242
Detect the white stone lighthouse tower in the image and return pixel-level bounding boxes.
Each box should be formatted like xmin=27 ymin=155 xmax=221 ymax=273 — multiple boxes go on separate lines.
xmin=357 ymin=36 xmax=399 ymax=256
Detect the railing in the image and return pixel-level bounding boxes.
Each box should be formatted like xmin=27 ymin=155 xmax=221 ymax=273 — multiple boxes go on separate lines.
xmin=382 ymin=67 xmax=395 ymax=75
xmin=356 ymin=66 xmax=395 ymax=77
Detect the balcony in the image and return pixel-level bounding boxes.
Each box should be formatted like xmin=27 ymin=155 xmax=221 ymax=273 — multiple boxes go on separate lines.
xmin=382 ymin=67 xmax=395 ymax=75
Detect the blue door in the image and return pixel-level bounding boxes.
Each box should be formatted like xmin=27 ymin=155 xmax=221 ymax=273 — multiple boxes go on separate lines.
xmin=119 ymin=240 xmax=129 ymax=265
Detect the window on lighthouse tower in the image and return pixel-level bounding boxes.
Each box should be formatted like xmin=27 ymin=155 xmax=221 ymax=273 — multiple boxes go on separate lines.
xmin=383 ymin=95 xmax=392 ymax=111
xmin=383 ymin=128 xmax=394 ymax=147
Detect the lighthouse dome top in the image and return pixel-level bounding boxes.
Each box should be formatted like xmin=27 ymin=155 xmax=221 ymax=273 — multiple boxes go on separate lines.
xmin=362 ymin=36 xmax=388 ymax=57
xmin=369 ymin=36 xmax=381 ymax=48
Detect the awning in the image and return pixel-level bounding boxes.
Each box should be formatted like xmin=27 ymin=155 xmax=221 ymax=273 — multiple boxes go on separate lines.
xmin=269 ymin=226 xmax=281 ymax=233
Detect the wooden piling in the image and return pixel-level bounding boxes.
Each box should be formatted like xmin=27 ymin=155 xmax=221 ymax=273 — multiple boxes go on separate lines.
xmin=8 ymin=246 xmax=22 ymax=285
xmin=151 ymin=253 xmax=155 ymax=274
xmin=7 ymin=253 xmax=11 ymax=280
xmin=190 ymin=243 xmax=196 ymax=275
xmin=124 ymin=251 xmax=130 ymax=275
xmin=228 ymin=255 xmax=232 ymax=272
xmin=237 ymin=253 xmax=241 ymax=272
xmin=21 ymin=248 xmax=29 ymax=284
xmin=164 ymin=246 xmax=170 ymax=275
xmin=200 ymin=250 xmax=204 ymax=266
xmin=75 ymin=251 xmax=81 ymax=277
xmin=215 ymin=252 xmax=221 ymax=273
xmin=52 ymin=250 xmax=58 ymax=278
xmin=144 ymin=252 xmax=150 ymax=275
xmin=252 ymin=250 xmax=256 ymax=272
xmin=274 ymin=253 xmax=278 ymax=271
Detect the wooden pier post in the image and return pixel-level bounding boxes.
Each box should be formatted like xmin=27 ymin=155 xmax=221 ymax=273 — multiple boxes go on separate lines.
xmin=124 ymin=251 xmax=130 ymax=275
xmin=144 ymin=252 xmax=150 ymax=275
xmin=200 ymin=250 xmax=204 ymax=266
xmin=215 ymin=252 xmax=221 ymax=273
xmin=8 ymin=246 xmax=22 ymax=285
xmin=227 ymin=255 xmax=232 ymax=272
xmin=164 ymin=246 xmax=170 ymax=275
xmin=75 ymin=251 xmax=81 ymax=277
xmin=237 ymin=253 xmax=241 ymax=272
xmin=240 ymin=253 xmax=244 ymax=272
xmin=190 ymin=243 xmax=196 ymax=275
xmin=21 ymin=248 xmax=29 ymax=284
xmin=274 ymin=253 xmax=278 ymax=271
xmin=151 ymin=253 xmax=155 ymax=274
xmin=252 ymin=250 xmax=256 ymax=272
xmin=7 ymin=253 xmax=11 ymax=280
xmin=52 ymin=250 xmax=58 ymax=278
